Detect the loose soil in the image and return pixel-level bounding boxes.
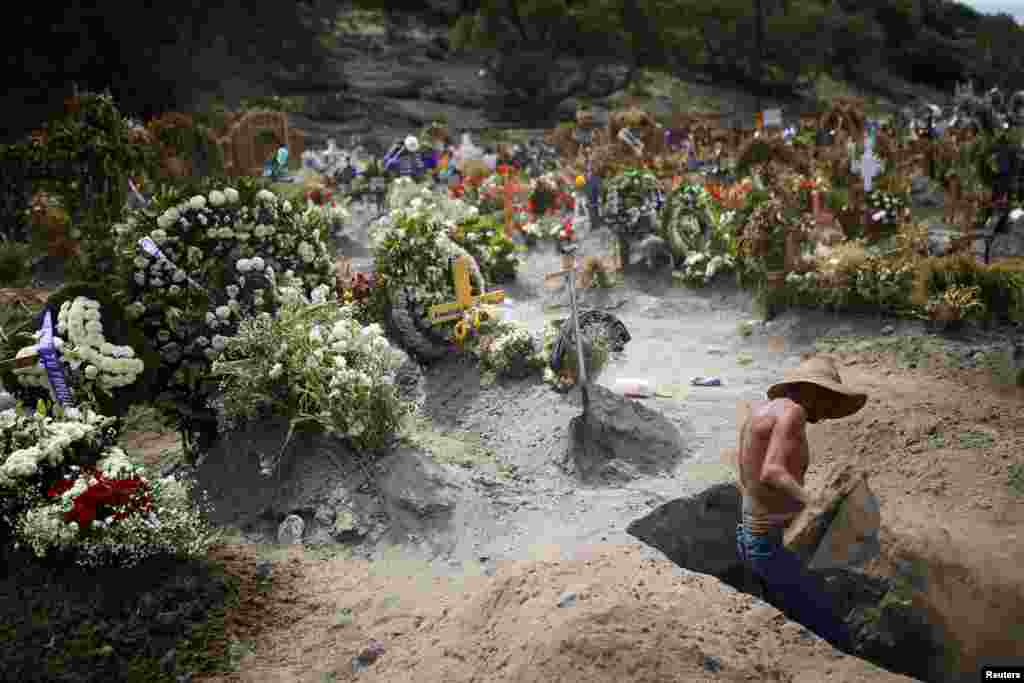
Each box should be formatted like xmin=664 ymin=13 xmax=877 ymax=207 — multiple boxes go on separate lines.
xmin=6 ymin=198 xmax=1024 ymax=682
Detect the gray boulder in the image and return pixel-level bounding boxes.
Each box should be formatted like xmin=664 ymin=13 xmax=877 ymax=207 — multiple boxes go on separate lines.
xmin=925 ymin=221 xmax=960 ymax=257
xmin=981 ymin=212 xmax=1024 ymax=260
xmin=564 ymin=383 xmax=689 ymax=483
xmin=277 ymin=514 xmax=305 ymax=545
xmin=909 ymin=175 xmax=944 ymax=209
xmin=375 ymin=445 xmax=459 ymax=553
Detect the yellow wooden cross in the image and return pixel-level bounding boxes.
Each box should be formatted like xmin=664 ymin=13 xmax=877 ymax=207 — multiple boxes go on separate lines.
xmin=428 ymin=256 xmax=505 ymax=325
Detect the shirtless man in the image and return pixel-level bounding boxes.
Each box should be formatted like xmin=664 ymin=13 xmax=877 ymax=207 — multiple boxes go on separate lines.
xmin=734 ymin=356 xmax=867 ymax=652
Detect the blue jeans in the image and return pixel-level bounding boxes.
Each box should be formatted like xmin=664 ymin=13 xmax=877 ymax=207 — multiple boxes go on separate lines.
xmin=736 ymin=523 xmax=852 ymax=651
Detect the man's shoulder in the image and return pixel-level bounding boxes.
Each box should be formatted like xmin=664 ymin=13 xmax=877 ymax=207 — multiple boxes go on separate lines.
xmin=748 ymin=397 xmax=805 ymax=421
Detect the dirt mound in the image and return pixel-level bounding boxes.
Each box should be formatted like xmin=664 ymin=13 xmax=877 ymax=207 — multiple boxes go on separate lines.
xmin=195 ymin=542 xmax=914 ymax=683
xmin=803 ymin=351 xmax=1024 ymax=679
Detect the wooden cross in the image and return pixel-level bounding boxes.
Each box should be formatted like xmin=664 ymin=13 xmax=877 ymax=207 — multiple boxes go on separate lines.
xmin=501 ymin=177 xmax=528 ymax=238
xmin=428 ymin=256 xmax=505 ymax=325
xmin=1 ymin=352 xmax=40 ymax=370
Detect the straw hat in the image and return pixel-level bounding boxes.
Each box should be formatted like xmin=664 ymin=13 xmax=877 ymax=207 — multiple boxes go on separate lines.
xmin=766 ymin=356 xmax=867 ymax=420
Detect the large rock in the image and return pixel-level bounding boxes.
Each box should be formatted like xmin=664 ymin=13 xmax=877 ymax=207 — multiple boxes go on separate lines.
xmin=564 ymin=383 xmax=690 ymax=483
xmin=283 ymin=11 xmax=641 ymax=152
xmin=375 ymin=445 xmax=460 ymax=554
xmin=981 ymin=212 xmax=1024 ymax=260
xmin=925 ymin=221 xmax=959 ymax=257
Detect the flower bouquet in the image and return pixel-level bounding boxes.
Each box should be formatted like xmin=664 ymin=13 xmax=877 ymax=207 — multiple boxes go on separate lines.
xmin=602 ymin=168 xmax=662 ymax=236
xmin=114 ymin=180 xmax=337 ymax=458
xmin=450 ymin=214 xmax=521 ymax=284
xmin=4 ymin=286 xmax=158 ymax=418
xmin=924 ymin=284 xmax=985 ymax=329
xmin=866 ymin=190 xmax=910 ymax=224
xmin=212 ymin=299 xmax=411 ymax=455
xmin=555 ymin=218 xmax=576 ymax=247
xmin=1 ymin=405 xmax=217 ymax=567
xmin=476 ymin=320 xmax=541 ymax=383
xmin=675 ymin=252 xmax=736 ymax=288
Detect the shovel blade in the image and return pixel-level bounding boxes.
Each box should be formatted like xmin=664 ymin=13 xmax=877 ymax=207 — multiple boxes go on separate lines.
xmin=807 ymin=479 xmax=882 ymax=571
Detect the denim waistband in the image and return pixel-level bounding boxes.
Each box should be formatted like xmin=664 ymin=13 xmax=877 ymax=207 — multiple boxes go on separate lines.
xmin=738 ymin=515 xmax=785 ymax=541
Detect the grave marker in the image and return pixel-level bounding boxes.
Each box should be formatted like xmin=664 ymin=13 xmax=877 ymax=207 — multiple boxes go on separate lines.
xmin=544 ymin=245 xmax=588 ymax=388
xmin=428 ymin=256 xmax=505 ymax=325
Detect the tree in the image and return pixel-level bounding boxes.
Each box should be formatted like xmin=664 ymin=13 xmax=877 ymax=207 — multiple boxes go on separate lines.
xmin=450 ymin=0 xmax=640 ymax=124
xmin=4 ymin=0 xmax=346 ymax=135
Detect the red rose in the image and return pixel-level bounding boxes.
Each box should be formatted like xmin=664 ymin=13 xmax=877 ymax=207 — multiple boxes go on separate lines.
xmin=48 ymin=478 xmax=75 ymax=498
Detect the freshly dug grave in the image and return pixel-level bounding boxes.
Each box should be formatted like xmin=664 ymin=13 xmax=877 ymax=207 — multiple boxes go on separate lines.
xmin=627 ymin=482 xmax=947 ymax=682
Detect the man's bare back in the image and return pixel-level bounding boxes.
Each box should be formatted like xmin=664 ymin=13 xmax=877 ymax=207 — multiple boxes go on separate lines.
xmin=736 ymin=398 xmax=811 ymax=526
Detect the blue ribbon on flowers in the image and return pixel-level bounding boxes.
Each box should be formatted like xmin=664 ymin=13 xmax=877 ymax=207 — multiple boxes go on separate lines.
xmin=138 ymin=237 xmax=208 ymax=292
xmin=38 ymin=307 xmax=75 ymax=406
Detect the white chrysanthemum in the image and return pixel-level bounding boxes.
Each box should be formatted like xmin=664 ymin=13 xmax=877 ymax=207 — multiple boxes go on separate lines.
xmin=224 ymin=187 xmax=240 ymax=203
xmin=209 ymin=190 xmax=226 ymax=207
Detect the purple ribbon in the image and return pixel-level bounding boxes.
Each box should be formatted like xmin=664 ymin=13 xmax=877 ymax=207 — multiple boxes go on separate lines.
xmin=38 ymin=307 xmax=75 ymax=406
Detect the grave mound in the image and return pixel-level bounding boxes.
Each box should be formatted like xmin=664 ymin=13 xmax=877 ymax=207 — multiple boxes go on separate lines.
xmin=564 ymin=383 xmax=690 ymax=483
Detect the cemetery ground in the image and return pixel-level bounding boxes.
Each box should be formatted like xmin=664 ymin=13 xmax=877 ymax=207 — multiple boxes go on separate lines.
xmin=7 ymin=196 xmax=1022 ymax=683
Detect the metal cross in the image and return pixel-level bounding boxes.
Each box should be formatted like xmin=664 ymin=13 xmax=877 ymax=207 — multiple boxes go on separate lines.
xmin=544 ymin=244 xmax=587 ymax=387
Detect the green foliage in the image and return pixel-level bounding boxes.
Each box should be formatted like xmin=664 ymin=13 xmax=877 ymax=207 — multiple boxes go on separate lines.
xmin=1009 ymin=462 xmax=1024 ymax=496
xmin=213 ymin=302 xmax=411 ymax=454
xmin=825 ymin=187 xmax=850 ymax=212
xmin=451 ymin=214 xmax=520 ymax=285
xmin=0 ymin=92 xmax=154 ymax=284
xmin=0 ymin=242 xmax=38 ymax=287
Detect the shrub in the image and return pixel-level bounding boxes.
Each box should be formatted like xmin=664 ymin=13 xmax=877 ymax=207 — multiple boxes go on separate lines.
xmin=911 ymin=254 xmax=1024 ymax=321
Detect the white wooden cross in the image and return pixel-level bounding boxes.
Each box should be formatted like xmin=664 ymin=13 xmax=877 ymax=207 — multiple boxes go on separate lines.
xmin=861 ymin=142 xmax=883 ymax=193
xmin=428 ymin=256 xmax=505 ymax=325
